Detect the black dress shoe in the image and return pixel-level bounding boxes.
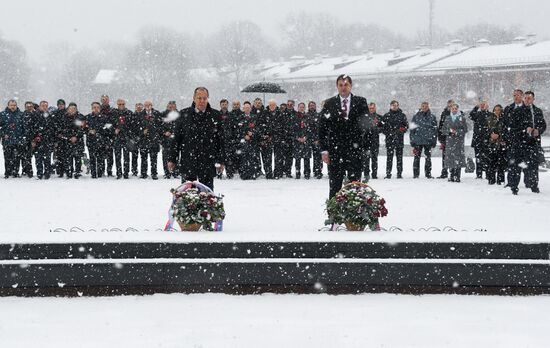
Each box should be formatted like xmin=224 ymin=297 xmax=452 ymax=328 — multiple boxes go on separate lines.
xmin=531 ymin=187 xmax=540 ymax=193
xmin=123 ymin=174 xmax=129 ymax=179
xmin=152 ymin=174 xmax=158 ymax=180
xmin=140 ymin=174 xmax=148 ymax=179
xmin=384 ymin=175 xmax=392 ymax=179
xmin=396 ymin=174 xmax=403 ymax=179
xmin=371 ymin=174 xmax=377 ymax=179
xmin=437 ymin=175 xmax=448 ymax=179
xmin=295 ymin=173 xmax=301 ymax=179
xmin=511 ymin=188 xmax=519 ymax=195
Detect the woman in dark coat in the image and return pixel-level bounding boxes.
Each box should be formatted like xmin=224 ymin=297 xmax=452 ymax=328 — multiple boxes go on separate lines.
xmin=443 ymin=103 xmax=468 ymax=182
xmin=486 ymin=105 xmax=508 ymax=185
xmin=292 ymin=103 xmax=312 ymax=179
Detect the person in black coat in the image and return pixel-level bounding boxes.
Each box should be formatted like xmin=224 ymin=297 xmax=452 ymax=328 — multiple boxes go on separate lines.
xmin=160 ymin=101 xmax=179 ymax=179
xmin=272 ymin=101 xmax=293 ymax=179
xmin=52 ymin=99 xmax=67 ymax=177
xmin=237 ymin=101 xmax=261 ymax=180
xmin=306 ymin=101 xmax=323 ymax=179
xmin=130 ymin=103 xmax=144 ymax=176
xmin=380 ymin=100 xmax=408 ymax=179
xmin=409 ymin=102 xmax=437 ymax=179
xmin=225 ymin=101 xmax=243 ymax=179
xmin=437 ymin=100 xmax=454 ymax=179
xmin=21 ymin=101 xmax=37 ymax=178
xmin=168 ymin=87 xmax=225 ymax=190
xmin=360 ymin=102 xmax=383 ymax=180
xmin=100 ymin=95 xmax=115 ymax=177
xmin=469 ymin=101 xmax=491 ymax=179
xmin=507 ymin=91 xmax=547 ymax=194
xmin=319 ymin=74 xmax=369 ymax=198
xmin=31 ymin=101 xmax=56 ymax=179
xmin=85 ymin=102 xmax=112 ymax=179
xmin=112 ymin=99 xmax=134 ymax=179
xmin=281 ymin=100 xmax=296 ymax=178
xmin=293 ymin=102 xmax=312 ymax=179
xmin=138 ymin=100 xmax=162 ymax=180
xmin=486 ymin=104 xmax=507 ymax=185
xmin=59 ymin=103 xmax=86 ymax=179
xmin=256 ymin=100 xmax=275 ymax=179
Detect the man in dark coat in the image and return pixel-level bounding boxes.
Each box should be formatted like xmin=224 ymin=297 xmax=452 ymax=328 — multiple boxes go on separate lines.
xmin=272 ymin=101 xmax=293 ymax=179
xmin=85 ymin=102 xmax=111 ymax=179
xmin=257 ymin=100 xmax=275 ymax=179
xmin=130 ymin=103 xmax=144 ymax=176
xmin=21 ymin=101 xmax=37 ymax=178
xmin=319 ymin=74 xmax=368 ymax=198
xmin=168 ymin=87 xmax=225 ymax=190
xmin=360 ymin=102 xmax=383 ymax=180
xmin=138 ymin=100 xmax=162 ymax=180
xmin=293 ymin=102 xmax=312 ymax=179
xmin=236 ymin=101 xmax=261 ymax=180
xmin=225 ymin=100 xmax=243 ymax=179
xmin=410 ymin=102 xmax=437 ymax=179
xmin=380 ymin=100 xmax=408 ymax=179
xmin=469 ymin=101 xmax=491 ymax=179
xmin=507 ymin=91 xmax=546 ymax=194
xmin=437 ymin=100 xmax=453 ymax=179
xmin=160 ymin=101 xmax=180 ymax=179
xmin=281 ymin=100 xmax=296 ymax=177
xmin=52 ymin=99 xmax=67 ymax=177
xmin=59 ymin=103 xmax=86 ymax=179
xmin=100 ymin=95 xmax=115 ymax=177
xmin=0 ymin=100 xmax=26 ymax=178
xmin=307 ymin=101 xmax=323 ymax=179
xmin=31 ymin=101 xmax=56 ymax=179
xmin=112 ymin=99 xmax=134 ymax=179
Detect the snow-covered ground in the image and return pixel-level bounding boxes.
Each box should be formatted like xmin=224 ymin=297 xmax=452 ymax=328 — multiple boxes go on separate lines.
xmin=0 ymin=293 xmax=548 ymax=348
xmin=0 ymin=154 xmax=548 ymax=243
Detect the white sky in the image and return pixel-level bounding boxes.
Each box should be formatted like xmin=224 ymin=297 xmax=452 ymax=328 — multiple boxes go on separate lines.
xmin=2 ymin=0 xmax=548 ymax=60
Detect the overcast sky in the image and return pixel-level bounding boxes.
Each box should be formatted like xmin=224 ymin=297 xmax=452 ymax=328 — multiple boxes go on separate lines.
xmin=2 ymin=0 xmax=549 ymax=61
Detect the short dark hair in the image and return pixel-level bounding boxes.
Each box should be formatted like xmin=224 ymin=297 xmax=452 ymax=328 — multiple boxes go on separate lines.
xmin=493 ymin=104 xmax=503 ymax=112
xmin=298 ymin=102 xmax=306 ymax=107
xmin=336 ymin=74 xmax=353 ymax=85
xmin=220 ymin=99 xmax=228 ymax=104
xmin=24 ymin=101 xmax=34 ymax=106
xmin=525 ymin=91 xmax=535 ymax=98
xmin=7 ymin=99 xmax=17 ymax=105
xmin=243 ymin=101 xmax=252 ymax=106
xmin=287 ymin=99 xmax=295 ymax=104
xmin=57 ymin=99 xmax=66 ymax=106
xmin=193 ymin=87 xmax=209 ymax=97
xmin=254 ymin=97 xmax=262 ymax=102
xmin=68 ymin=102 xmax=77 ymax=108
xmin=308 ymin=101 xmax=316 ymax=106
xmin=390 ymin=100 xmax=399 ymax=106
xmin=91 ymin=102 xmax=100 ymax=107
xmin=368 ymin=102 xmax=376 ymax=107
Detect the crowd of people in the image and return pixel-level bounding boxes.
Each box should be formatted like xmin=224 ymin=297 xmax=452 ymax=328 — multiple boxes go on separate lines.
xmin=0 ymin=85 xmax=546 ymax=195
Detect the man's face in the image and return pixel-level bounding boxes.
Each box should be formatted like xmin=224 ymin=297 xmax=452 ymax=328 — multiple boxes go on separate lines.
xmin=39 ymin=102 xmax=48 ymax=113
xmin=135 ymin=104 xmax=143 ymax=113
xmin=144 ymin=101 xmax=153 ymax=111
xmin=280 ymin=104 xmax=287 ymax=112
xmin=337 ymin=79 xmax=352 ymax=98
xmin=390 ymin=103 xmax=399 ymax=112
xmin=480 ymin=101 xmax=489 ymax=110
xmin=308 ymin=103 xmax=316 ymax=112
xmin=92 ymin=104 xmax=100 ymax=114
xmin=194 ymin=90 xmax=208 ymax=111
xmin=524 ymin=94 xmax=535 ymax=106
xmin=268 ymin=101 xmax=277 ymax=111
xmin=57 ymin=103 xmax=65 ymax=110
xmin=117 ymin=100 xmax=126 ymax=110
xmin=67 ymin=105 xmax=77 ymax=114
xmin=254 ymin=100 xmax=263 ymax=109
xmin=25 ymin=103 xmax=34 ymax=112
xmin=243 ymin=104 xmax=252 ymax=114
xmin=287 ymin=101 xmax=295 ymax=110
xmin=101 ymin=96 xmax=110 ymax=105
xmin=513 ymin=91 xmax=523 ymax=104
xmin=368 ymin=104 xmax=377 ymax=114
xmin=220 ymin=101 xmax=228 ymax=111
xmin=232 ymin=101 xmax=241 ymax=111
xmin=298 ymin=104 xmax=306 ymax=113
xmin=167 ymin=103 xmax=177 ymax=111
xmin=421 ymin=103 xmax=429 ymax=112
xmin=8 ymin=101 xmax=17 ymax=112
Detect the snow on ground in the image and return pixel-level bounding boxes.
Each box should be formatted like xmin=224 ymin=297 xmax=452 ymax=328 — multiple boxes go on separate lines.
xmin=0 ymin=155 xmax=549 ymax=243
xmin=0 ymin=293 xmax=548 ymax=348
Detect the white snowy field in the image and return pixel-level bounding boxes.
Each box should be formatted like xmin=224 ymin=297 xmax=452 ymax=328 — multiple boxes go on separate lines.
xmin=0 ymin=154 xmax=549 ymax=243
xmin=0 ymin=293 xmax=548 ymax=348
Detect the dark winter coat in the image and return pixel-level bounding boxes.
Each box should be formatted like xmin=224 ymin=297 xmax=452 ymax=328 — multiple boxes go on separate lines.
xmin=0 ymin=107 xmax=26 ymax=146
xmin=507 ymin=104 xmax=546 ymax=161
xmin=236 ymin=112 xmax=261 ymax=179
xmin=271 ymin=108 xmax=293 ymax=146
xmin=318 ymin=94 xmax=369 ymax=160
xmin=410 ymin=110 xmax=437 ymax=147
xmin=30 ymin=110 xmax=56 ymax=150
xmin=85 ymin=112 xmax=112 ymax=151
xmin=59 ymin=111 xmax=86 ymax=153
xmin=137 ymin=109 xmax=162 ymax=151
xmin=169 ymin=103 xmax=225 ymax=180
xmin=256 ymin=108 xmax=276 ymax=149
xmin=359 ymin=112 xmax=382 ymax=149
xmin=443 ymin=112 xmax=468 ymax=169
xmin=380 ymin=109 xmax=408 ymax=149
xmin=437 ymin=108 xmax=450 ymax=144
xmin=112 ymin=108 xmax=134 ymax=148
xmin=160 ymin=109 xmax=179 ymax=148
xmin=292 ymin=111 xmax=312 ymax=158
xmin=468 ymin=106 xmax=491 ymax=148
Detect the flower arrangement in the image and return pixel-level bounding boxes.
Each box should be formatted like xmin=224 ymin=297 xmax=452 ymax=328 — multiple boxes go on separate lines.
xmin=325 ymin=181 xmax=388 ymax=231
xmin=170 ymin=186 xmax=225 ymax=231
